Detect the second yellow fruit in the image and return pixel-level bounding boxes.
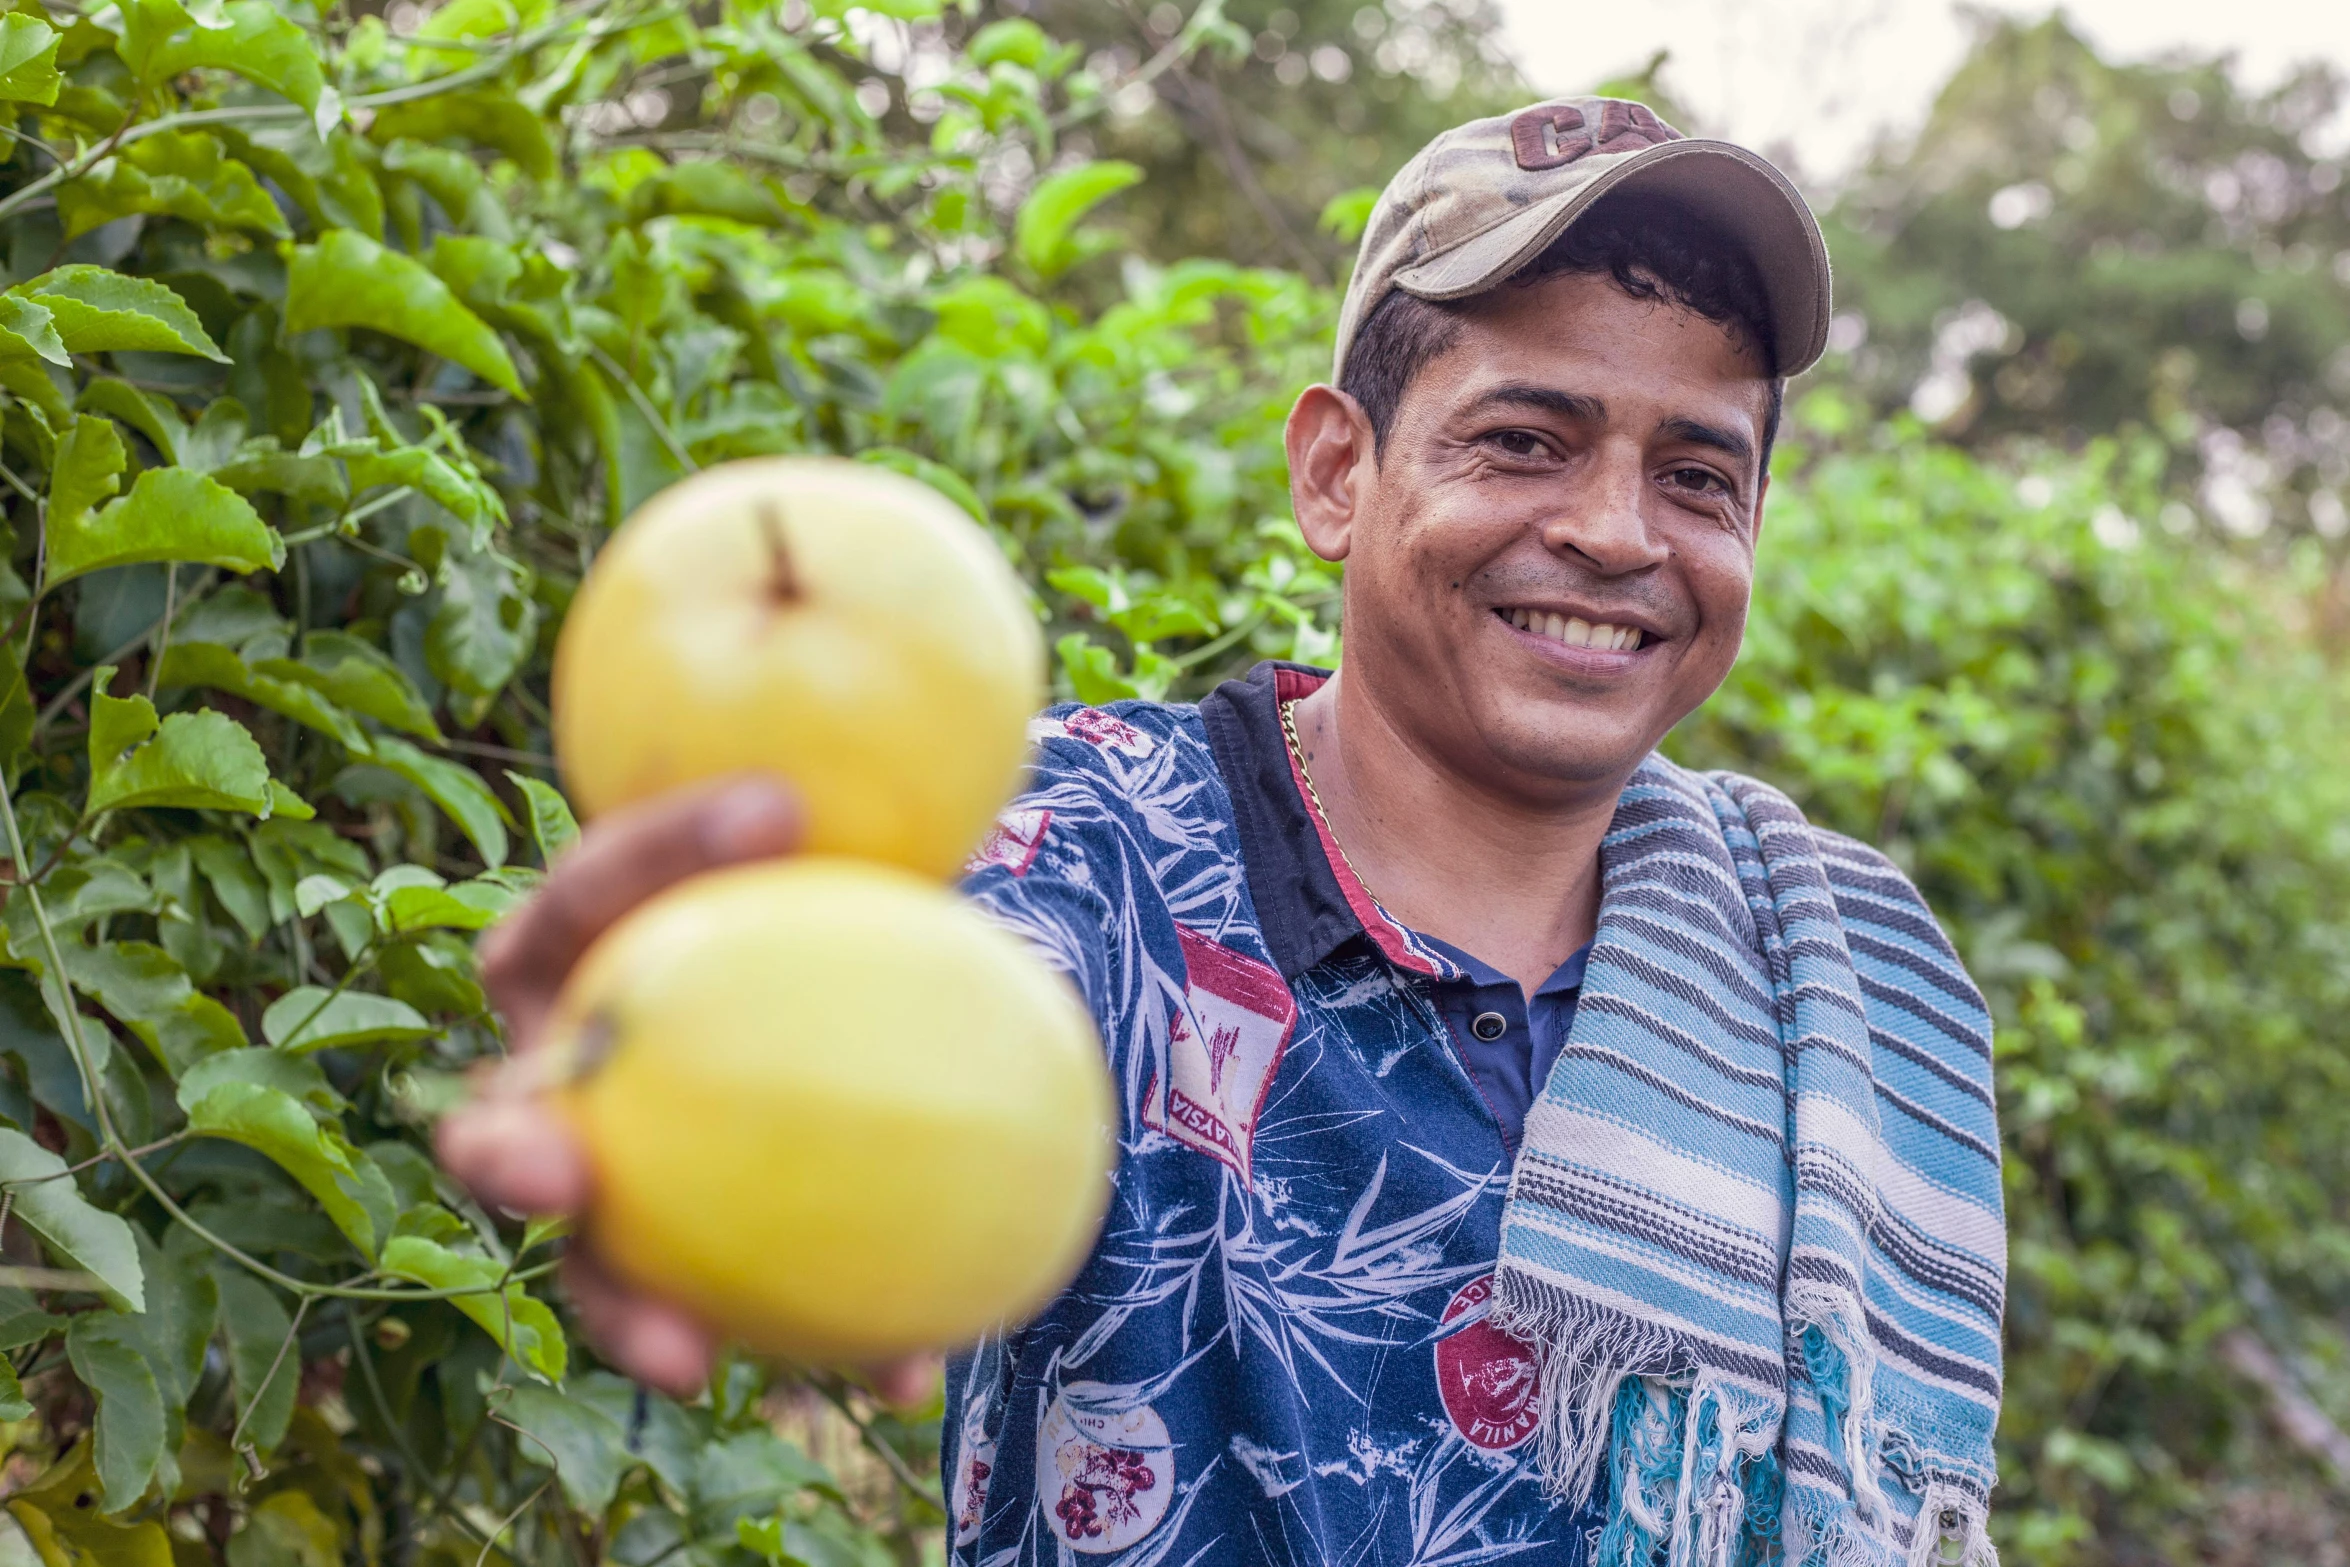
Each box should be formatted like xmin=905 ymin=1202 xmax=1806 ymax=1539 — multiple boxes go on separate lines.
xmin=546 ymin=858 xmax=1116 ymax=1360
xmin=552 ymin=457 xmax=1044 ymax=879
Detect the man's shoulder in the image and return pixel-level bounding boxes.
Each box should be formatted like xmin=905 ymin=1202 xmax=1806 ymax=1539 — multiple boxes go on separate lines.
xmin=967 ymin=699 xmax=1224 ymax=877
xmin=1667 ymin=757 xmax=1974 ymax=976
xmin=1024 ymin=698 xmax=1205 ymax=768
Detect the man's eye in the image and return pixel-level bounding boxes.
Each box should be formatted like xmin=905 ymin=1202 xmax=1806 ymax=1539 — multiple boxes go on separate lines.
xmin=1487 ymin=430 xmax=1547 ymax=458
xmin=1666 ymin=466 xmax=1728 ymax=495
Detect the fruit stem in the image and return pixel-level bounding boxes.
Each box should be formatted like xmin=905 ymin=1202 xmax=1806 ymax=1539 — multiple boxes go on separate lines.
xmin=758 ymin=502 xmax=801 ymax=605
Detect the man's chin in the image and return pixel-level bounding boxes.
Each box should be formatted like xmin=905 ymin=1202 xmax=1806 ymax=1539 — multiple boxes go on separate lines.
xmin=1471 ymin=706 xmax=1665 ymax=795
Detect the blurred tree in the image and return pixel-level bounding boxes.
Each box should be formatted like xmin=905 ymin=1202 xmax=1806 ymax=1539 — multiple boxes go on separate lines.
xmin=1821 ymin=13 xmax=2350 ymax=541
xmin=988 ymin=0 xmax=1524 ymax=279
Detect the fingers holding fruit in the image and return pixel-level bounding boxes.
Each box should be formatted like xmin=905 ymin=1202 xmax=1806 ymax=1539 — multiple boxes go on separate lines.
xmin=559 ymin=1247 xmax=719 ymax=1398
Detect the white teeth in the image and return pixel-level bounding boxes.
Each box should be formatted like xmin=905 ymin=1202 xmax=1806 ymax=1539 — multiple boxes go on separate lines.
xmin=1501 ymin=610 xmax=1645 ymax=652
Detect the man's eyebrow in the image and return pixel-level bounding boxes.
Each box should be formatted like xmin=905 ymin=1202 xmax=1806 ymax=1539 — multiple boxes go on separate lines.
xmin=1461 ymin=383 xmax=1606 ymax=423
xmin=1657 ymin=416 xmax=1756 ymax=467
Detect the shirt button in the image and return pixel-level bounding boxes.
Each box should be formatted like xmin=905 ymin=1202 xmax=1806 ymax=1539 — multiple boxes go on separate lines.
xmin=1470 ymin=1011 xmax=1508 ymax=1042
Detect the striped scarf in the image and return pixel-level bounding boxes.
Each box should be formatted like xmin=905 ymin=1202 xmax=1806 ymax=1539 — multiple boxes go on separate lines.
xmin=1491 ymin=759 xmax=2006 ymax=1567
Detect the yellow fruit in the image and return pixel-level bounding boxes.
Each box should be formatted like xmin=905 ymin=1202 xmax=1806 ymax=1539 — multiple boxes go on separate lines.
xmin=546 ymin=858 xmax=1115 ymax=1360
xmin=552 ymin=457 xmax=1044 ymax=879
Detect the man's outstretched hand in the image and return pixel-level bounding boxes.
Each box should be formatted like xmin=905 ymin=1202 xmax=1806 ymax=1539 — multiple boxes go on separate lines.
xmin=436 ymin=774 xmax=927 ymax=1405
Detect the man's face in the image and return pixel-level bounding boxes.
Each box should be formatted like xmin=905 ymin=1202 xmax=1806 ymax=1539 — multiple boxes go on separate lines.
xmin=1298 ymin=270 xmax=1774 ymax=803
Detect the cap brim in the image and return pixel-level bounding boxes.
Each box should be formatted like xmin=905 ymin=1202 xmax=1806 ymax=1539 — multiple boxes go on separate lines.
xmin=1390 ymin=138 xmax=1831 ymax=377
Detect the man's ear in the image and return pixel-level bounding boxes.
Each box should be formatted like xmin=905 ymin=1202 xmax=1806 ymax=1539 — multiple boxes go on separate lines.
xmin=1285 ymin=384 xmax=1376 ymax=564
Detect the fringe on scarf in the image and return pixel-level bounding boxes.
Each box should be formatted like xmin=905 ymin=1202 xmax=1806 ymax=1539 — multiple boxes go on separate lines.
xmin=1492 ymin=1277 xmax=1796 ymax=1567
xmin=1788 ymin=1279 xmax=1889 ymax=1528
xmin=1902 ymin=1483 xmax=2000 ymax=1567
xmin=1486 ymin=1277 xmax=1680 ymax=1508
xmin=1495 ymin=1274 xmax=2002 ymax=1567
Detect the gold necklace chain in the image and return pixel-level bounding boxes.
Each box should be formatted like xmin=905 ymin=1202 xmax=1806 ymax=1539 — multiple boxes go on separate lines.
xmin=1279 ymin=697 xmax=1384 ymax=906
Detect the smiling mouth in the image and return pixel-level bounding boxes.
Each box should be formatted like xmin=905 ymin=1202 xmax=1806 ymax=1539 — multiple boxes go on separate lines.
xmin=1496 ymin=607 xmax=1646 ymax=652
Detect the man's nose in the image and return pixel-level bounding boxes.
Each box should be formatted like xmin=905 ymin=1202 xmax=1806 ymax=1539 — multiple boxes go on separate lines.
xmin=1539 ymin=445 xmax=1670 ymax=575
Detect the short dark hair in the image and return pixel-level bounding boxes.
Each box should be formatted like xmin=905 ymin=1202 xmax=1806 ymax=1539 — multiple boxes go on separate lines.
xmin=1338 ymin=191 xmax=1786 ymax=466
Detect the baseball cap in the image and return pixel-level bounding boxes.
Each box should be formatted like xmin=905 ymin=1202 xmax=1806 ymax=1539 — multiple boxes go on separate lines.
xmin=1332 ymin=97 xmax=1832 ymax=385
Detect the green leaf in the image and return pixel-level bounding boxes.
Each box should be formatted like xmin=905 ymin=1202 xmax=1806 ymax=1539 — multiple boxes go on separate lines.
xmin=0 ymin=1290 xmax=69 ymax=1352
xmin=155 ymin=642 xmax=366 ymax=748
xmin=56 ymin=132 xmax=288 ymax=241
xmin=0 ymin=1356 xmax=30 ymax=1423
xmin=44 ymin=468 xmax=284 ymax=589
xmin=342 ymin=442 xmax=498 ymax=532
xmin=0 ymin=15 xmax=61 ymax=106
xmin=374 ymin=877 xmax=514 ymax=934
xmin=1055 ymin=632 xmax=1140 ymax=704
xmin=504 ymin=772 xmax=577 ymax=862
xmin=183 ymin=1081 xmax=394 ymax=1258
xmin=284 ymin=230 xmax=524 ymax=398
xmin=212 ymin=1270 xmax=296 ymax=1456
xmin=141 ymin=1 xmax=320 ymax=110
xmin=625 ymin=161 xmax=790 ymax=227
xmin=46 ymin=414 xmax=123 ymax=534
xmin=0 ymin=297 xmax=67 ymax=366
xmin=65 ymin=940 xmax=246 ymax=1074
xmin=65 ymin=1318 xmax=165 ymax=1512
xmin=225 ymin=1489 xmax=340 ymax=1567
xmin=377 ymin=1236 xmax=566 ymax=1383
xmin=13 ymin=268 xmax=229 ymax=360
xmin=76 ymin=379 xmax=185 ymax=463
xmin=260 ymin=988 xmax=433 ymax=1054
xmin=189 ymin=835 xmax=271 ymax=941
xmin=123 ymin=1230 xmax=215 ymax=1409
xmin=210 ymin=441 xmax=350 ymax=509
xmin=0 ymin=665 xmax=27 ymax=780
xmin=966 ymin=17 xmax=1051 ymax=68
xmin=368 ymin=90 xmax=556 ymax=181
xmin=502 ymin=1384 xmax=627 ymax=1512
xmin=690 ymin=1427 xmax=831 ymax=1533
xmin=276 ymin=632 xmax=441 ymax=741
xmin=87 ymin=683 xmax=278 ymax=817
xmin=9 ymin=1446 xmax=174 ymax=1567
xmin=425 ymin=546 xmax=536 ymax=709
xmin=0 ymin=1129 xmax=143 ymax=1311
xmin=1317 ymin=185 xmax=1381 ymax=244
xmin=1015 ymin=160 xmax=1142 ymax=279
xmin=377 ymin=935 xmax=484 ymax=1015
xmin=177 ymin=1048 xmax=338 ymax=1115
xmin=353 ymin=735 xmax=510 ymax=868
xmin=855 ymin=446 xmax=985 ymax=522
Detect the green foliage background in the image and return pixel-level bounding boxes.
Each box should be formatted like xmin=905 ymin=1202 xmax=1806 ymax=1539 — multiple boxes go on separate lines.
xmin=0 ymin=1 xmax=2330 ymax=1565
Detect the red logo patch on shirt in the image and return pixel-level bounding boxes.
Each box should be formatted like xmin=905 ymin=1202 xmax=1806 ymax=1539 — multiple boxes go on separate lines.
xmin=1434 ymin=1276 xmax=1542 ymax=1451
xmin=967 ymin=807 xmax=1051 ymax=877
xmin=1031 ymin=706 xmax=1154 ymax=757
xmin=1142 ymin=926 xmax=1297 ymax=1182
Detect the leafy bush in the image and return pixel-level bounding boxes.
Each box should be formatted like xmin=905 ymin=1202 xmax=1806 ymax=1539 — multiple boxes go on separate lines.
xmin=0 ymin=0 xmax=2338 ymax=1563
xmin=0 ymin=1 xmax=1335 ymax=1563
xmin=1679 ymin=400 xmax=2350 ymax=1558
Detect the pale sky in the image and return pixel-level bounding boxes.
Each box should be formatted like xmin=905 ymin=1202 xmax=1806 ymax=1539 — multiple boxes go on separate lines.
xmin=1493 ymin=0 xmax=2350 ymax=187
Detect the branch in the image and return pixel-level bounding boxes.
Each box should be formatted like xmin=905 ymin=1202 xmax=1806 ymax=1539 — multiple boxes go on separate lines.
xmin=2219 ymin=1327 xmax=2350 ymax=1485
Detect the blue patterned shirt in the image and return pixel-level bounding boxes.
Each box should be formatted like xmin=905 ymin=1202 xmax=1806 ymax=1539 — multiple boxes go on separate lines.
xmin=946 ymin=663 xmax=1610 ymax=1566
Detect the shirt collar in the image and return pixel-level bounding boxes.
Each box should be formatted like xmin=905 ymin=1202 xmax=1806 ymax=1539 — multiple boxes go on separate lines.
xmin=1198 ymin=661 xmax=1464 ymax=982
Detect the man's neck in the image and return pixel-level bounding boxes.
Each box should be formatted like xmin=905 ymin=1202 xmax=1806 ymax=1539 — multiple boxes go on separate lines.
xmin=1288 ymin=669 xmax=1621 ymax=997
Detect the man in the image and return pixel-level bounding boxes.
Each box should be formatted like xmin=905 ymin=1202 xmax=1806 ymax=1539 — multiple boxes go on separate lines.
xmin=442 ymin=98 xmax=2006 ymax=1566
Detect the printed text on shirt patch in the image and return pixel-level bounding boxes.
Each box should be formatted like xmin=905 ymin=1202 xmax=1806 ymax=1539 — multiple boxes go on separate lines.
xmin=1433 ymin=1275 xmax=1542 ymax=1451
xmin=968 ymin=808 xmax=1050 ymax=877
xmin=1141 ymin=925 xmax=1297 ymax=1182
